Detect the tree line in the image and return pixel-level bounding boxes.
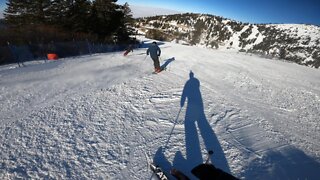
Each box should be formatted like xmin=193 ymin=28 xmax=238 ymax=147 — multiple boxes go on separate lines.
xmin=2 ymin=0 xmax=134 ymax=45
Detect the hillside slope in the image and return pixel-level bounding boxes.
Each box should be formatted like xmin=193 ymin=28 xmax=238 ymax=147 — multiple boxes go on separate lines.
xmin=136 ymin=13 xmax=320 ymax=68
xmin=0 ymin=39 xmax=320 ymax=179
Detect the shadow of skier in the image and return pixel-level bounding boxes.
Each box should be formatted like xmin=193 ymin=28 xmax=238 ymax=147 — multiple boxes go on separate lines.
xmin=173 ymin=71 xmax=231 ymax=178
xmin=153 ymin=71 xmax=231 ymax=179
xmin=160 ymin=57 xmax=175 ymax=70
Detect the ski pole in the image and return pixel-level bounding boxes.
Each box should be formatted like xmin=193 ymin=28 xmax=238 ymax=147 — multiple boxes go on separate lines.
xmin=163 ymin=107 xmax=182 ymax=150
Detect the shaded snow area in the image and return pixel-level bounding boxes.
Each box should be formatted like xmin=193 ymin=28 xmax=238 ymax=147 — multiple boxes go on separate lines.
xmin=1 ymin=38 xmax=320 ymax=179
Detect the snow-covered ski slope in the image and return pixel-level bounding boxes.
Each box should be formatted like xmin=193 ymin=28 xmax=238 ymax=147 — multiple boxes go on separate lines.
xmin=1 ymin=38 xmax=320 ymax=179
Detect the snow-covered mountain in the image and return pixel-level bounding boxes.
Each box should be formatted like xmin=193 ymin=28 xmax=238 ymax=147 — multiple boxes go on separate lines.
xmin=135 ymin=13 xmax=320 ymax=68
xmin=1 ymin=37 xmax=319 ymax=179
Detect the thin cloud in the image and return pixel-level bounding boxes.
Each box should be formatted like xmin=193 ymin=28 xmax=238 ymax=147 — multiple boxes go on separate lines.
xmin=130 ymin=5 xmax=182 ymax=18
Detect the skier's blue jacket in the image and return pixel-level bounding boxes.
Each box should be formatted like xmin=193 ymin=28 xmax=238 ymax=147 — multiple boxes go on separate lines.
xmin=147 ymin=43 xmax=161 ymax=60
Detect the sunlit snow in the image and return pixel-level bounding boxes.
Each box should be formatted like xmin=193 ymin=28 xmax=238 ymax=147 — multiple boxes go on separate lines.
xmin=1 ymin=38 xmax=319 ymax=179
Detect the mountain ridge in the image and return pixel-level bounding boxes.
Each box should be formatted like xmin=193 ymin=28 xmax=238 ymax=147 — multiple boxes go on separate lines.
xmin=135 ymin=13 xmax=320 ymax=68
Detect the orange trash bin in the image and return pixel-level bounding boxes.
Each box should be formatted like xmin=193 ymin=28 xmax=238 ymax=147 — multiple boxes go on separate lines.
xmin=47 ymin=53 xmax=59 ymax=60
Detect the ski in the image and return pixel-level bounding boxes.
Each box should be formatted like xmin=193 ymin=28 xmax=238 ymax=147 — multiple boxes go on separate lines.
xmin=145 ymin=152 xmax=169 ymax=180
xmin=150 ymin=163 xmax=169 ymax=180
xmin=152 ymin=67 xmax=167 ymax=74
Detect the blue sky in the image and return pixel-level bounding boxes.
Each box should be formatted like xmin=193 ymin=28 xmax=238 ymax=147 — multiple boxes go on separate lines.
xmin=118 ymin=0 xmax=320 ymax=25
xmin=0 ymin=0 xmax=319 ymax=25
xmin=0 ymin=0 xmax=5 ymax=19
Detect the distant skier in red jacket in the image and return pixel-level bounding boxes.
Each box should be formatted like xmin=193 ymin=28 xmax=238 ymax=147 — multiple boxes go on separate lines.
xmin=123 ymin=44 xmax=133 ymax=56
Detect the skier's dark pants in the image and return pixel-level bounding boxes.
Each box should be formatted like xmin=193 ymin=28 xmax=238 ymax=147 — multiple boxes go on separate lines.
xmin=152 ymin=56 xmax=160 ymax=70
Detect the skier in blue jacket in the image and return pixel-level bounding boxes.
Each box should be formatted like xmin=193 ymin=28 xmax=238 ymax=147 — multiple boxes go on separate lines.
xmin=147 ymin=41 xmax=161 ymax=73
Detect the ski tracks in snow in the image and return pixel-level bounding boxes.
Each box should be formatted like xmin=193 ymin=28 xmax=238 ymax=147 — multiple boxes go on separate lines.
xmin=1 ymin=41 xmax=320 ymax=179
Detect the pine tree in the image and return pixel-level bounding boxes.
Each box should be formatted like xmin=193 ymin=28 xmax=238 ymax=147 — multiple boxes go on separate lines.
xmin=4 ymin=0 xmax=30 ymax=26
xmin=47 ymin=0 xmax=69 ymax=25
xmin=4 ymin=0 xmax=134 ymax=43
xmin=121 ymin=2 xmax=134 ymax=38
xmin=47 ymin=0 xmax=92 ymax=32
xmin=105 ymin=2 xmax=135 ymax=43
xmin=90 ymin=0 xmax=121 ymax=41
xmin=65 ymin=0 xmax=92 ymax=32
xmin=5 ymin=0 xmax=51 ymax=26
xmin=122 ymin=2 xmax=133 ymax=26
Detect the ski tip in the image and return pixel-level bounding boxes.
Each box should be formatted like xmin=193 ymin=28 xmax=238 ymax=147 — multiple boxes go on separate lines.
xmin=150 ymin=163 xmax=157 ymax=170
